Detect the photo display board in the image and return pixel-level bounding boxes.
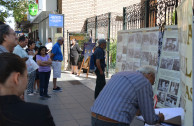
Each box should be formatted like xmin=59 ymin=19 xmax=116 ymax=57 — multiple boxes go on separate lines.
xmin=154 ymin=26 xmax=181 ymax=108
xmin=116 ymin=27 xmax=159 ymax=72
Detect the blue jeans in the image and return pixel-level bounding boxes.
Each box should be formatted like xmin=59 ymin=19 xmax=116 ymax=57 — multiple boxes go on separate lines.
xmin=39 ymin=71 xmax=51 ymax=96
xmin=91 ymin=116 xmax=129 ymax=126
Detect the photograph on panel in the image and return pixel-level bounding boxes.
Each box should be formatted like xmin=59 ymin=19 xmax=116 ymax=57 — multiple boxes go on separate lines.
xmin=142 ymin=34 xmax=150 ymax=45
xmin=127 ymin=49 xmax=134 ymax=57
xmin=163 ymin=38 xmax=179 ymax=52
xmin=134 ymin=33 xmax=142 ymax=44
xmin=160 ymin=58 xmax=173 ymax=70
xmin=128 ymin=34 xmax=135 ymax=43
xmin=150 ymin=32 xmax=158 ymax=46
xmin=172 ymin=59 xmax=180 ymax=71
xmin=157 ymin=91 xmax=166 ymax=104
xmin=149 ymin=53 xmax=158 ymax=66
xmin=157 ymin=79 xmax=170 ymax=92
xmin=169 ymin=82 xmax=179 ymax=95
xmin=133 ymin=48 xmax=141 ymax=59
xmin=123 ymin=46 xmax=127 ymax=54
xmin=165 ymin=94 xmax=178 ymax=107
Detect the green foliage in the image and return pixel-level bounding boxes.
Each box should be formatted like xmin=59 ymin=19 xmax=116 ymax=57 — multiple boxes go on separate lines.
xmin=110 ymin=39 xmax=117 ymax=66
xmin=0 ymin=0 xmax=32 ymax=23
xmin=171 ymin=11 xmax=176 ymax=25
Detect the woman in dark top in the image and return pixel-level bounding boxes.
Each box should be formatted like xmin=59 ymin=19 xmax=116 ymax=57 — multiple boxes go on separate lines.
xmin=70 ymin=38 xmax=82 ymax=75
xmin=0 ymin=53 xmax=55 ymax=126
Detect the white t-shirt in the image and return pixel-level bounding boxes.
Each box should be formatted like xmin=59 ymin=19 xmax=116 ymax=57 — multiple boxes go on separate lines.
xmin=45 ymin=42 xmax=53 ymax=50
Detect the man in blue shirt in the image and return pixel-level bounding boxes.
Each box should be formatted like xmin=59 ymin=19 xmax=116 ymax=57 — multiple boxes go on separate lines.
xmin=93 ymin=39 xmax=106 ymax=99
xmin=91 ymin=66 xmax=164 ymax=126
xmin=50 ymin=37 xmax=64 ymax=92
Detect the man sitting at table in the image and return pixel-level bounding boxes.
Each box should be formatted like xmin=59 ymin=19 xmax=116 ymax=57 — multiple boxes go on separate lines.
xmin=91 ymin=66 xmax=164 ymax=126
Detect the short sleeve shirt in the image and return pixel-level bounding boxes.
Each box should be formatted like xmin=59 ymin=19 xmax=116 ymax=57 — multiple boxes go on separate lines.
xmin=36 ymin=54 xmax=51 ymax=72
xmin=13 ymin=45 xmax=29 ymax=58
xmin=51 ymin=42 xmax=63 ymax=61
xmin=94 ymin=47 xmax=106 ymax=70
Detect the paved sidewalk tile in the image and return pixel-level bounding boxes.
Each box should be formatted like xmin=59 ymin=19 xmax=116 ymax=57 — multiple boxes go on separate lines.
xmin=25 ymin=71 xmax=94 ymax=126
xmin=25 ymin=71 xmax=144 ymax=126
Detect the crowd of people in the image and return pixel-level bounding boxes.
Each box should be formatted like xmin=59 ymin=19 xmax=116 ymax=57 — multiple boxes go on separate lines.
xmin=0 ymin=22 xmax=165 ymax=126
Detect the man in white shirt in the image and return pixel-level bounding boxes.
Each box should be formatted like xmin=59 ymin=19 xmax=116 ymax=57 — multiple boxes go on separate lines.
xmin=13 ymin=35 xmax=29 ymax=61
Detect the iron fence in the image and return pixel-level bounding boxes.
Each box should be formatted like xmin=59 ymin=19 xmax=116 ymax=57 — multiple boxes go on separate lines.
xmin=86 ymin=12 xmax=123 ymax=77
xmin=123 ymin=0 xmax=182 ymax=30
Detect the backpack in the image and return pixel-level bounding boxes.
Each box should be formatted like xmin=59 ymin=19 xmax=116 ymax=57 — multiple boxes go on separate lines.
xmin=89 ymin=53 xmax=96 ymax=72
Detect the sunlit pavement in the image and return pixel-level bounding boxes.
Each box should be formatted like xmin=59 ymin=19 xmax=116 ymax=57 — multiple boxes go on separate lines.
xmin=25 ymin=71 xmax=144 ymax=126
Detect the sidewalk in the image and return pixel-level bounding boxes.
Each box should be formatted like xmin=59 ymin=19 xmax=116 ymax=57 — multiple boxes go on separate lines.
xmin=25 ymin=71 xmax=143 ymax=126
xmin=25 ymin=71 xmax=94 ymax=126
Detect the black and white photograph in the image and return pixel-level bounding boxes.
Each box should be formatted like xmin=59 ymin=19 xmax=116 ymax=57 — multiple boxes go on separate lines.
xmin=128 ymin=35 xmax=134 ymax=43
xmin=149 ymin=53 xmax=158 ymax=66
xmin=169 ymin=82 xmax=179 ymax=95
xmin=163 ymin=38 xmax=179 ymax=52
xmin=157 ymin=79 xmax=170 ymax=92
xmin=165 ymin=94 xmax=178 ymax=107
xmin=141 ymin=52 xmax=151 ymax=63
xmin=123 ymin=46 xmax=127 ymax=54
xmin=172 ymin=59 xmax=180 ymax=71
xmin=127 ymin=49 xmax=134 ymax=57
xmin=160 ymin=58 xmax=173 ymax=70
xmin=134 ymin=49 xmax=141 ymax=58
xmin=121 ymin=63 xmax=126 ymax=71
xmin=142 ymin=34 xmax=150 ymax=45
xmin=134 ymin=33 xmax=142 ymax=44
xmin=150 ymin=33 xmax=158 ymax=45
xmin=157 ymin=91 xmax=166 ymax=104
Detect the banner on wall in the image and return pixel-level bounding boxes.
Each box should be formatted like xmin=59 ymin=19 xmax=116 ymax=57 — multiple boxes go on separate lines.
xmin=177 ymin=0 xmax=193 ymax=125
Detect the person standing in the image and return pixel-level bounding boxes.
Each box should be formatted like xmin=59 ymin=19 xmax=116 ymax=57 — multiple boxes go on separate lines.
xmin=50 ymin=37 xmax=64 ymax=92
xmin=13 ymin=35 xmax=29 ymax=61
xmin=25 ymin=40 xmax=37 ymax=95
xmin=93 ymin=39 xmax=106 ymax=99
xmin=36 ymin=37 xmax=42 ymax=48
xmin=91 ymin=66 xmax=164 ymax=126
xmin=45 ymin=37 xmax=53 ymax=54
xmin=0 ymin=24 xmax=18 ymax=53
xmin=36 ymin=46 xmax=52 ymax=99
xmin=0 ymin=53 xmax=55 ymax=126
xmin=70 ymin=38 xmax=82 ymax=75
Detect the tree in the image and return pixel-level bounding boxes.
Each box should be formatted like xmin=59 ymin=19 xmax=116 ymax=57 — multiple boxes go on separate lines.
xmin=0 ymin=0 xmax=33 ymax=23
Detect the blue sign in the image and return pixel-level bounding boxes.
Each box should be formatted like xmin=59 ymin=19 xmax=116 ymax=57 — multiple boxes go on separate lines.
xmin=49 ymin=14 xmax=63 ymax=27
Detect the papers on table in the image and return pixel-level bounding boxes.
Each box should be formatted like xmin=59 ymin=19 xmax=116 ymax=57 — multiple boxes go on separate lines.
xmin=136 ymin=107 xmax=184 ymax=126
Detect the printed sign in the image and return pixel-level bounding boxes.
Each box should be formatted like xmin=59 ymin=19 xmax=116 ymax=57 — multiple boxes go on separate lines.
xmin=49 ymin=14 xmax=64 ymax=28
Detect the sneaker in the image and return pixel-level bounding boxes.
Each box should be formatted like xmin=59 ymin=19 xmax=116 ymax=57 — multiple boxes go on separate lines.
xmin=44 ymin=95 xmax=51 ymax=98
xmin=53 ymin=86 xmax=62 ymax=92
xmin=27 ymin=93 xmax=34 ymax=96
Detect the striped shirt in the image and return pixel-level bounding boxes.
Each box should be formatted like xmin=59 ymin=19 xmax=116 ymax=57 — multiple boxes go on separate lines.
xmin=91 ymin=71 xmax=158 ymax=125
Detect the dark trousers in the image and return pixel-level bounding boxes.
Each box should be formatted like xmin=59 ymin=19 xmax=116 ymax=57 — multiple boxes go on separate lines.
xmin=94 ymin=69 xmax=106 ymax=99
xmin=39 ymin=71 xmax=51 ymax=96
